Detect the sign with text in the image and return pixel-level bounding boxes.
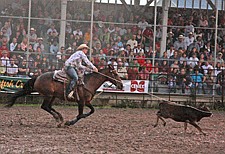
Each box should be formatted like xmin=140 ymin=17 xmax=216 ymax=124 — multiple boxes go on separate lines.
xmin=97 ymin=80 xmax=149 ymax=93
xmin=0 ymin=76 xmax=30 ymax=92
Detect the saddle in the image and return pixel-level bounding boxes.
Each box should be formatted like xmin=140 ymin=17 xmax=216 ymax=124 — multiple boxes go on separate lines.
xmin=53 ymin=69 xmax=69 ymax=83
xmin=53 ymin=69 xmax=84 ymax=100
xmin=53 ymin=69 xmax=84 ymax=85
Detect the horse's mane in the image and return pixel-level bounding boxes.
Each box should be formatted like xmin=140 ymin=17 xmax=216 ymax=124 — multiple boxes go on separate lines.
xmin=84 ymin=68 xmax=108 ymax=83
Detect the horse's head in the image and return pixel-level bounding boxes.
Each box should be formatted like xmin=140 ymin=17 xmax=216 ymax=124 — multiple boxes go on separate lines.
xmin=100 ymin=64 xmax=123 ymax=90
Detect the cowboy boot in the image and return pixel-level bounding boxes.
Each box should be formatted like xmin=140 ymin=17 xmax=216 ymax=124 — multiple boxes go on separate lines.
xmin=67 ymin=80 xmax=76 ymax=99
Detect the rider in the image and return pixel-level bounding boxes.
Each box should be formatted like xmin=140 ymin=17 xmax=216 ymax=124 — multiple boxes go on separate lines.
xmin=65 ymin=44 xmax=98 ymax=99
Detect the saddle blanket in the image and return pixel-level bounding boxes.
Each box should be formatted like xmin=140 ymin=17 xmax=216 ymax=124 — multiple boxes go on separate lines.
xmin=53 ymin=70 xmax=69 ymax=83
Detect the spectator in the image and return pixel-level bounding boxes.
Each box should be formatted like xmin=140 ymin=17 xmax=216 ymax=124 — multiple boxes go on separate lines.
xmin=56 ymin=46 xmax=65 ymax=61
xmin=20 ymin=37 xmax=29 ymax=52
xmin=6 ymin=58 xmax=18 ymax=77
xmin=27 ymin=28 xmax=37 ymax=47
xmin=73 ymin=25 xmax=83 ymax=37
xmin=48 ymin=30 xmax=59 ymax=45
xmin=174 ymin=35 xmax=186 ymax=50
xmin=136 ymin=29 xmax=143 ymax=45
xmin=117 ymin=58 xmax=128 ymax=80
xmin=139 ymin=65 xmax=150 ymax=80
xmin=0 ymin=43 xmax=9 ymax=57
xmin=166 ymin=31 xmax=175 ymax=48
xmin=216 ymin=52 xmax=224 ymax=64
xmin=169 ymin=50 xmax=180 ymax=66
xmin=188 ymin=40 xmax=200 ymax=52
xmin=18 ymin=59 xmax=29 ymax=77
xmin=107 ymin=57 xmax=117 ymax=70
xmin=1 ymin=50 xmax=10 ymax=66
xmin=13 ymin=30 xmax=23 ymax=44
xmin=93 ymin=35 xmax=101 ymax=48
xmin=47 ymin=23 xmax=58 ymax=37
xmin=65 ymin=47 xmax=73 ymax=59
xmin=100 ymin=28 xmax=110 ymax=47
xmin=159 ymin=60 xmax=169 ymax=75
xmin=34 ymin=54 xmax=42 ymax=68
xmin=0 ymin=60 xmax=6 ymax=75
xmin=133 ymin=44 xmax=144 ymax=55
xmin=136 ymin=51 xmax=145 ymax=66
xmin=137 ymin=17 xmax=148 ymax=30
xmin=84 ymin=28 xmax=91 ymax=43
xmin=65 ymin=22 xmax=72 ymax=36
xmin=203 ymin=66 xmax=214 ymax=94
xmin=177 ymin=68 xmax=188 ymax=93
xmin=168 ymin=68 xmax=179 ymax=93
xmin=33 ymin=37 xmax=45 ymax=52
xmin=126 ymin=34 xmax=138 ymax=50
xmin=9 ymin=38 xmax=18 ymax=52
xmin=184 ymin=20 xmax=195 ymax=36
xmin=40 ymin=56 xmax=49 ymax=73
xmin=184 ymin=32 xmax=195 ymax=48
xmin=188 ymin=53 xmax=199 ymax=68
xmin=180 ymin=53 xmax=188 ymax=65
xmin=98 ymin=58 xmax=107 ymax=70
xmin=166 ymin=44 xmax=175 ymax=58
xmin=190 ymin=66 xmax=206 ymax=94
xmin=142 ymin=27 xmax=153 ymax=51
xmin=49 ymin=40 xmax=59 ymax=62
xmin=127 ymin=63 xmax=139 ymax=80
xmin=145 ymin=59 xmax=153 ymax=73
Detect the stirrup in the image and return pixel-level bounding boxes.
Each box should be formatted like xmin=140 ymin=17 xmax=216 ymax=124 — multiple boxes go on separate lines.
xmin=68 ymin=91 xmax=74 ymax=99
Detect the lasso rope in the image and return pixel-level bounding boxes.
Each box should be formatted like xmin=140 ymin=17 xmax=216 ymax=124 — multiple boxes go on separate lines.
xmin=95 ymin=71 xmax=123 ymax=84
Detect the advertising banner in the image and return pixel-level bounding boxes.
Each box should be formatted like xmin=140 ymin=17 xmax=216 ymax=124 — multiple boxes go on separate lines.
xmin=0 ymin=76 xmax=149 ymax=94
xmin=0 ymin=76 xmax=30 ymax=92
xmin=97 ymin=80 xmax=149 ymax=93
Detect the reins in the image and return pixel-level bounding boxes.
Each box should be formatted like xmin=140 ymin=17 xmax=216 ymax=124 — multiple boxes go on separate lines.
xmin=95 ymin=71 xmax=123 ymax=84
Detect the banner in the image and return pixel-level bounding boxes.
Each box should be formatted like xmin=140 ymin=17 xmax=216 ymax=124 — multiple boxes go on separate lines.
xmin=97 ymin=80 xmax=149 ymax=93
xmin=0 ymin=76 xmax=30 ymax=92
xmin=0 ymin=76 xmax=149 ymax=94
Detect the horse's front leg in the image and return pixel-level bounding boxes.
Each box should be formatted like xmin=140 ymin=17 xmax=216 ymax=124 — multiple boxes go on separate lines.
xmin=83 ymin=101 xmax=95 ymax=117
xmin=65 ymin=101 xmax=85 ymax=126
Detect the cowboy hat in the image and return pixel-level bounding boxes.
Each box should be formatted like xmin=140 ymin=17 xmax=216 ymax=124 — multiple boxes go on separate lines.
xmin=2 ymin=50 xmax=8 ymax=54
xmin=77 ymin=44 xmax=90 ymax=50
xmin=178 ymin=35 xmax=184 ymax=39
xmin=30 ymin=27 xmax=35 ymax=31
xmin=66 ymin=47 xmax=72 ymax=51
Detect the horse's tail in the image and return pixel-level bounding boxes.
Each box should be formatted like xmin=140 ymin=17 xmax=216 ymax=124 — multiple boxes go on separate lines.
xmin=5 ymin=77 xmax=37 ymax=108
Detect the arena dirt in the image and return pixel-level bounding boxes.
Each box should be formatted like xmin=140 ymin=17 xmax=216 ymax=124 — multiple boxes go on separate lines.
xmin=0 ymin=106 xmax=225 ymax=153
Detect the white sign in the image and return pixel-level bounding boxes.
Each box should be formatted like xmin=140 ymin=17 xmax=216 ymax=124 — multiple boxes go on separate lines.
xmin=97 ymin=80 xmax=149 ymax=93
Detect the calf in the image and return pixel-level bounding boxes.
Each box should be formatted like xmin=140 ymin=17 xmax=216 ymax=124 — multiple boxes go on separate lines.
xmin=153 ymin=101 xmax=212 ymax=135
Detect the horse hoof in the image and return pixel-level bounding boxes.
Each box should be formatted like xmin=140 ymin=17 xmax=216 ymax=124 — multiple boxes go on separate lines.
xmin=64 ymin=121 xmax=71 ymax=126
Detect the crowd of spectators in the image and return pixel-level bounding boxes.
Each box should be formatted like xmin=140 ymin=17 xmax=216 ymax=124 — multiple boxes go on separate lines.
xmin=0 ymin=0 xmax=225 ymax=94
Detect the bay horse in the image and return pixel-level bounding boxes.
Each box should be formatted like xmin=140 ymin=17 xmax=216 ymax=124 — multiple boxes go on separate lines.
xmin=5 ymin=64 xmax=123 ymax=126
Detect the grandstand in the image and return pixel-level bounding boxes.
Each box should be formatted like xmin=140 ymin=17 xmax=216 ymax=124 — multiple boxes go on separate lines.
xmin=0 ymin=0 xmax=225 ymax=105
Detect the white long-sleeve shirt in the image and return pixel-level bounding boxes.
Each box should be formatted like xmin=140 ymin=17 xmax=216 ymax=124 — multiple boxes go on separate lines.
xmin=65 ymin=50 xmax=95 ymax=71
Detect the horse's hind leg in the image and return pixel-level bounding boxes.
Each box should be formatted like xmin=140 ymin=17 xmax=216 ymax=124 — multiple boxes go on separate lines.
xmin=41 ymin=97 xmax=61 ymax=123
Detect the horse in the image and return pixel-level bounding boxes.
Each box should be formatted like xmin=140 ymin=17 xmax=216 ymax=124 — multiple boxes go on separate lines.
xmin=5 ymin=64 xmax=123 ymax=126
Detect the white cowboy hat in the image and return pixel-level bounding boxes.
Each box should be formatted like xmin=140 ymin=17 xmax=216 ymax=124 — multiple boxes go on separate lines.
xmin=30 ymin=27 xmax=35 ymax=31
xmin=77 ymin=44 xmax=90 ymax=50
xmin=66 ymin=47 xmax=72 ymax=51
xmin=178 ymin=35 xmax=184 ymax=39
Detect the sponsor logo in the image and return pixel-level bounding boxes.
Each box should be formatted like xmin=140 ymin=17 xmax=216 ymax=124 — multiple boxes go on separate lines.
xmin=130 ymin=80 xmax=145 ymax=92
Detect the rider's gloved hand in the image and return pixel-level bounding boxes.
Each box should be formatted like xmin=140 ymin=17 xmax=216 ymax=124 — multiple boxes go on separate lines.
xmin=93 ymin=67 xmax=98 ymax=72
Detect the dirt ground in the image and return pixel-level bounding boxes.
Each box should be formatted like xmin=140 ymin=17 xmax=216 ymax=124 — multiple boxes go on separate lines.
xmin=0 ymin=105 xmax=225 ymax=154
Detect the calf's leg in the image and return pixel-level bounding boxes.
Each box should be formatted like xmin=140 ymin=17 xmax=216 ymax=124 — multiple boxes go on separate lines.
xmin=189 ymin=121 xmax=206 ymax=136
xmin=153 ymin=115 xmax=166 ymax=127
